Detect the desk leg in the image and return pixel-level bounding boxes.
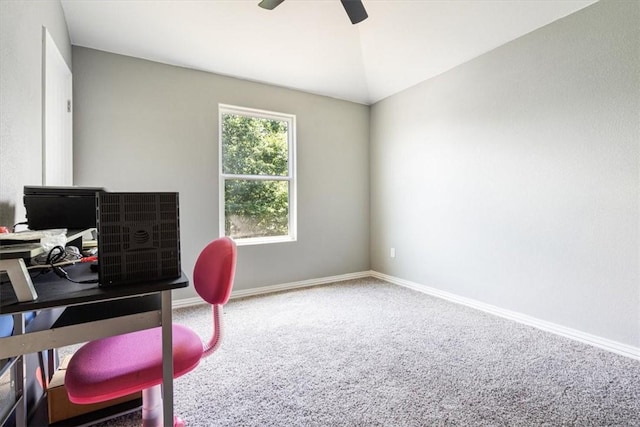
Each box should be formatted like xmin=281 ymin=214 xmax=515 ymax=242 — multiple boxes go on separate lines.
xmin=161 ymin=290 xmax=174 ymax=427
xmin=13 ymin=313 xmax=26 ymax=427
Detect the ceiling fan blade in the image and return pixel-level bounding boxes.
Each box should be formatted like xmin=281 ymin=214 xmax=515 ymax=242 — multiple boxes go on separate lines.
xmin=259 ymin=0 xmax=285 ymax=10
xmin=340 ymin=0 xmax=368 ymax=24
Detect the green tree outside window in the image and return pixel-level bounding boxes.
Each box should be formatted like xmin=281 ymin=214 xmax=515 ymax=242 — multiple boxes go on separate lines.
xmin=220 ymin=109 xmax=295 ymax=241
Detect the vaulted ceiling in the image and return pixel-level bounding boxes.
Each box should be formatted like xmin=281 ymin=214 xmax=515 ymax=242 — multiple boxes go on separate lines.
xmin=60 ymin=0 xmax=597 ymax=105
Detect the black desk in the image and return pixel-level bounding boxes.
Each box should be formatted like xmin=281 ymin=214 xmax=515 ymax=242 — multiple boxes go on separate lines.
xmin=0 ymin=263 xmax=188 ymax=427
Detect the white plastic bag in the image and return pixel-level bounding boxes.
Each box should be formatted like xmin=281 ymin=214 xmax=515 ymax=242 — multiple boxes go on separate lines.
xmin=40 ymin=229 xmax=67 ymax=252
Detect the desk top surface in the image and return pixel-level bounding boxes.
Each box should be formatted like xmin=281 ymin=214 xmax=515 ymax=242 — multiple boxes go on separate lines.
xmin=0 ymin=263 xmax=188 ymax=315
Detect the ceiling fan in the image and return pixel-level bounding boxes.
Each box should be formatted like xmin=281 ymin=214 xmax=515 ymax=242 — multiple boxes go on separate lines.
xmin=258 ymin=0 xmax=368 ymax=25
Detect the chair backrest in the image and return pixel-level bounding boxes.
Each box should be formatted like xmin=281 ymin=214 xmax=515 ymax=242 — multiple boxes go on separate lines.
xmin=193 ymin=237 xmax=237 ymax=305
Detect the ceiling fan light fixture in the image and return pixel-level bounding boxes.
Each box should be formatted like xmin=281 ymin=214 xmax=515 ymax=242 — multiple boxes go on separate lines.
xmin=258 ymin=0 xmax=285 ymax=10
xmin=258 ymin=0 xmax=368 ymax=24
xmin=340 ymin=0 xmax=368 ymax=25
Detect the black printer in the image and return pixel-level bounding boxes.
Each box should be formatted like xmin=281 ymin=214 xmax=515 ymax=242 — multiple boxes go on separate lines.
xmin=23 ymin=186 xmax=104 ymax=230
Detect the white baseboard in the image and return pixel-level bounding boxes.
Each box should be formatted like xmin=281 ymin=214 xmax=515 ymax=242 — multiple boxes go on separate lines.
xmin=173 ymin=270 xmax=639 ymax=361
xmin=172 ymin=297 xmax=204 ymax=309
xmin=370 ymin=271 xmax=640 ymax=361
xmin=171 ymin=270 xmax=373 ymax=309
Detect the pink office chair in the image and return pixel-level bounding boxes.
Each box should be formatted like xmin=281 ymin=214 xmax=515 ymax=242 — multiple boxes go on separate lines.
xmin=64 ymin=237 xmax=237 ymax=427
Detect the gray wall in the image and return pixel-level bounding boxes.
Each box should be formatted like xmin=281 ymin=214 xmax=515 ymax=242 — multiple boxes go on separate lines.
xmin=0 ymin=0 xmax=72 ymax=227
xmin=72 ymin=47 xmax=370 ymax=299
xmin=370 ymin=0 xmax=640 ymax=347
xmin=3 ymin=0 xmax=636 ymax=350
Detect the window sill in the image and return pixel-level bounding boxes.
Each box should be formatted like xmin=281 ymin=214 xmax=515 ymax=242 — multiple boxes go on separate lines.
xmin=232 ymin=235 xmax=297 ymax=247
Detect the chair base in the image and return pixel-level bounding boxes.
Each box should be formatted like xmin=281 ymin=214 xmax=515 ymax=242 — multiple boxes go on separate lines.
xmin=141 ymin=385 xmax=185 ymax=427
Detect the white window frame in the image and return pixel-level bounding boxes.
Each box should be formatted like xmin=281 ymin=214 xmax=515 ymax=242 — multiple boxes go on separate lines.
xmin=218 ymin=104 xmax=297 ymax=246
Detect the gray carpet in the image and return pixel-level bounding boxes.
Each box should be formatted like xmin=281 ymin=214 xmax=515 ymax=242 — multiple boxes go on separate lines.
xmin=78 ymin=278 xmax=639 ymax=426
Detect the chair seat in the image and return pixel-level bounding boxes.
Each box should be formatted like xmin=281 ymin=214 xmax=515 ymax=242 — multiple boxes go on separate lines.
xmin=66 ymin=324 xmax=204 ymax=404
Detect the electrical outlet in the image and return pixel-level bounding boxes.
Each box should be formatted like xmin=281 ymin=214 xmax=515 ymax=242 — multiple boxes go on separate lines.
xmin=390 ymin=248 xmax=396 ymax=258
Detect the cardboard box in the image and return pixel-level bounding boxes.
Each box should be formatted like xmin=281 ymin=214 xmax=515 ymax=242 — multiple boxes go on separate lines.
xmin=47 ymin=356 xmax=141 ymax=424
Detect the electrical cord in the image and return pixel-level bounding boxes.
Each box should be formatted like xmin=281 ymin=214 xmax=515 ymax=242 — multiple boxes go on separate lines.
xmin=51 ymin=265 xmax=98 ymax=284
xmin=33 ymin=245 xmax=99 ymax=284
xmin=46 ymin=245 xmax=67 ymax=265
xmin=28 ymin=257 xmax=97 ymax=270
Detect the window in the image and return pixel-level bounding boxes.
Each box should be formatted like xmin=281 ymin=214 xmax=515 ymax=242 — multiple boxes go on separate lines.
xmin=219 ymin=105 xmax=296 ymax=245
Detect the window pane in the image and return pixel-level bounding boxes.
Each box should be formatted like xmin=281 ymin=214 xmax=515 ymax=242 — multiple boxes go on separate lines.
xmin=224 ymin=179 xmax=289 ymax=239
xmin=221 ymin=113 xmax=288 ymax=176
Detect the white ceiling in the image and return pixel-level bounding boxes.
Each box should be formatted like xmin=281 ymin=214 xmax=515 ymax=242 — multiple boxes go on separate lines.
xmin=60 ymin=0 xmax=597 ymax=105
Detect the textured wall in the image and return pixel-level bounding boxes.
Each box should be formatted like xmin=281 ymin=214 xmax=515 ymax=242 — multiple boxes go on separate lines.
xmin=0 ymin=0 xmax=71 ymax=227
xmin=370 ymin=0 xmax=639 ymax=346
xmin=72 ymin=47 xmax=370 ymax=300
